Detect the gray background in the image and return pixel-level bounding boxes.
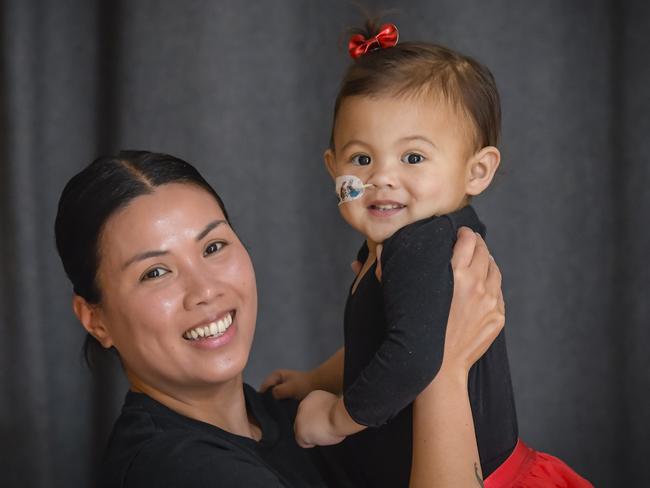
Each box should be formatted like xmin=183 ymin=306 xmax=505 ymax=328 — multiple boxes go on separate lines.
xmin=1 ymin=1 xmax=648 ymax=487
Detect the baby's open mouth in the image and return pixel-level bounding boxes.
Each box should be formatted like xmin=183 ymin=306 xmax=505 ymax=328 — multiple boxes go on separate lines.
xmin=369 ymin=203 xmax=405 ymax=211
xmin=183 ymin=312 xmax=234 ymax=340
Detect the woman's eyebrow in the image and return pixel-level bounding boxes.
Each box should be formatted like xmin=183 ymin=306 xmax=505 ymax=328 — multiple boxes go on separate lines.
xmin=195 ymin=219 xmax=226 ymax=241
xmin=122 ymin=250 xmax=169 ymax=270
xmin=122 ymin=220 xmax=227 ymax=269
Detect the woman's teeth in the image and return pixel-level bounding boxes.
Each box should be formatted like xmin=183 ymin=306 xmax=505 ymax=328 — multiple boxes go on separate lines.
xmin=184 ymin=313 xmax=233 ymax=340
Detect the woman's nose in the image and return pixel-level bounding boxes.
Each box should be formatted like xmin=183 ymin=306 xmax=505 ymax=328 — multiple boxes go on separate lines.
xmin=182 ymin=268 xmax=221 ymax=310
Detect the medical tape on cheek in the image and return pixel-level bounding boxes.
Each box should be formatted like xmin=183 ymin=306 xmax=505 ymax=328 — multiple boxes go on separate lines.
xmin=335 ymin=175 xmax=373 ymax=206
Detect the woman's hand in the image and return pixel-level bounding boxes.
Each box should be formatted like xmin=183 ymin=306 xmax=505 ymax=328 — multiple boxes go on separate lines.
xmin=260 ymin=347 xmax=345 ymax=400
xmin=259 ymin=369 xmax=316 ymax=400
xmin=440 ymin=227 xmax=505 ymax=379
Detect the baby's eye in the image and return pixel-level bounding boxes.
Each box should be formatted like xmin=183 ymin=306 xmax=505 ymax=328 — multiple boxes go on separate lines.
xmin=402 ymin=153 xmax=425 ymax=164
xmin=351 ymin=154 xmax=372 ymax=166
xmin=141 ymin=267 xmax=170 ymax=281
xmin=204 ymin=241 xmax=225 ymax=256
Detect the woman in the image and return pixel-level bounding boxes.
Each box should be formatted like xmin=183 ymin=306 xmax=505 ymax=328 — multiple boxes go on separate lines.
xmin=55 ymin=151 xmax=504 ymax=487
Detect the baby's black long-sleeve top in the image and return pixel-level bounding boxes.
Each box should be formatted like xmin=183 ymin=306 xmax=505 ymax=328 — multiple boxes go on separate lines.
xmin=340 ymin=206 xmax=518 ymax=483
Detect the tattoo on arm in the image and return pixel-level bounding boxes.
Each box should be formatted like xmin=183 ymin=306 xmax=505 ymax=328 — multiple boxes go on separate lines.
xmin=474 ymin=462 xmax=484 ymax=487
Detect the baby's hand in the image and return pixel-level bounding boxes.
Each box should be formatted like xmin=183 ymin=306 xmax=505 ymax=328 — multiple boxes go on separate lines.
xmin=259 ymin=369 xmax=316 ymax=400
xmin=294 ymin=390 xmax=346 ymax=448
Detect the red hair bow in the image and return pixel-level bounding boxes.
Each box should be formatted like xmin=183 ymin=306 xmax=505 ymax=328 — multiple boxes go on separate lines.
xmin=348 ymin=23 xmax=399 ymax=59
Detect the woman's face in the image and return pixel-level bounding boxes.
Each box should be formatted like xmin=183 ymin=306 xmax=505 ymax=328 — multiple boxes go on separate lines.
xmin=92 ymin=183 xmax=257 ymax=394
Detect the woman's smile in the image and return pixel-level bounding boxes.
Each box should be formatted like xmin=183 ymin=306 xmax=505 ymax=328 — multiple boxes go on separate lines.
xmin=95 ymin=183 xmax=258 ymax=393
xmin=183 ymin=310 xmax=235 ymax=341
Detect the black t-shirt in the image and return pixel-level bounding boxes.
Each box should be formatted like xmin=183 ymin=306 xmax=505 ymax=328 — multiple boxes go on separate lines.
xmin=99 ymin=384 xmax=338 ymax=488
xmin=337 ymin=206 xmax=518 ymax=487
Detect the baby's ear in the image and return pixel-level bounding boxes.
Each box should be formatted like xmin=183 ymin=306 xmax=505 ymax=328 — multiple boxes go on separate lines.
xmin=324 ymin=149 xmax=337 ymax=180
xmin=73 ymin=295 xmax=114 ymax=348
xmin=466 ymin=146 xmax=500 ymax=196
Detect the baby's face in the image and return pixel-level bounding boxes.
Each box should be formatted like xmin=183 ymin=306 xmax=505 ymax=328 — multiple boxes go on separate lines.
xmin=326 ymin=94 xmax=478 ymax=246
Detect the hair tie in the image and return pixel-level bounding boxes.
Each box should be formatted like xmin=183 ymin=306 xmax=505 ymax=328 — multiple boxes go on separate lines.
xmin=348 ymin=23 xmax=399 ymax=59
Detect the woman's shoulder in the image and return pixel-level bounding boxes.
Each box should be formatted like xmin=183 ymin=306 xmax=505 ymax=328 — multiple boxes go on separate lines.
xmin=99 ymin=388 xmax=324 ymax=488
xmin=98 ymin=391 xmax=249 ymax=487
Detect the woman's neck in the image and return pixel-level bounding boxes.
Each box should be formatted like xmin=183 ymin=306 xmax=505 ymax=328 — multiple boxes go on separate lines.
xmin=127 ymin=371 xmax=262 ymax=441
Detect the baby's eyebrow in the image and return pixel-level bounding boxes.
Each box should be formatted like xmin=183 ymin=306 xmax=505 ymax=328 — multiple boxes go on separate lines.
xmin=339 ymin=139 xmax=370 ymax=153
xmin=398 ymin=135 xmax=436 ymax=148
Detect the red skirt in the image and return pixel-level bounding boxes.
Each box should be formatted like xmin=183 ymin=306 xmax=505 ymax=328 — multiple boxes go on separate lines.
xmin=484 ymin=440 xmax=593 ymax=488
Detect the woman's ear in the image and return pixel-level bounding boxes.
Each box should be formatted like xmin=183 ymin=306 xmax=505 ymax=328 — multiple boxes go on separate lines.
xmin=466 ymin=146 xmax=500 ymax=196
xmin=324 ymin=148 xmax=338 ymax=180
xmin=72 ymin=295 xmax=114 ymax=348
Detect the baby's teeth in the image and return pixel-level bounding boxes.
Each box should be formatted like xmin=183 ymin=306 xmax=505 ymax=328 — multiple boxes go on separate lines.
xmin=209 ymin=323 xmax=218 ymax=335
xmin=197 ymin=327 xmax=205 ymax=337
xmin=190 ymin=329 xmax=198 ymax=339
xmin=226 ymin=314 xmax=232 ymax=326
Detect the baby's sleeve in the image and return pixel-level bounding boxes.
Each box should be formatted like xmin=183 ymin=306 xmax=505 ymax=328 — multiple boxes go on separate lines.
xmin=343 ymin=218 xmax=455 ymax=427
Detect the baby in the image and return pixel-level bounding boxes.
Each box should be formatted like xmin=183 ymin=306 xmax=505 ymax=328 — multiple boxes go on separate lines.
xmin=266 ymin=21 xmax=593 ymax=488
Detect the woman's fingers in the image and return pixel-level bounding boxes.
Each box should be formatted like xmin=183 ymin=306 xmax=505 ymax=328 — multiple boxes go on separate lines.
xmin=451 ymin=227 xmax=477 ymax=270
xmin=485 ymin=253 xmax=502 ymax=294
xmin=270 ymin=382 xmax=295 ymax=400
xmin=469 ymin=233 xmax=491 ymax=281
xmin=452 ymin=228 xmax=491 ymax=282
xmin=484 ymin=257 xmax=506 ymax=337
xmin=259 ymin=370 xmax=285 ymax=393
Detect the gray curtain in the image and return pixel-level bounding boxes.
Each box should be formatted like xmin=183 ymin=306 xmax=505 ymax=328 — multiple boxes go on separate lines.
xmin=1 ymin=1 xmax=648 ymax=486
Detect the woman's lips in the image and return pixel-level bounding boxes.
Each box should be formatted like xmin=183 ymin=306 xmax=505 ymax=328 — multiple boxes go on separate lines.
xmin=187 ymin=321 xmax=237 ymax=350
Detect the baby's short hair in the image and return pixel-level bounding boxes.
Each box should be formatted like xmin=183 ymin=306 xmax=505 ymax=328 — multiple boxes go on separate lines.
xmin=332 ymin=40 xmax=501 ymax=152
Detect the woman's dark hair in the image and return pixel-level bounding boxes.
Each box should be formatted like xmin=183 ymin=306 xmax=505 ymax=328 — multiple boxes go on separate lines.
xmin=54 ymin=150 xmax=229 ymax=365
xmin=332 ymin=19 xmax=501 ymax=152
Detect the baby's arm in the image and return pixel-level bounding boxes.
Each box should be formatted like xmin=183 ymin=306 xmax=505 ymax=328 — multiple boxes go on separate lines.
xmin=411 ymin=229 xmax=505 ymax=487
xmin=341 ymin=218 xmax=456 ymax=427
xmin=260 ymin=347 xmax=344 ymax=400
xmin=294 ymin=219 xmax=458 ymax=447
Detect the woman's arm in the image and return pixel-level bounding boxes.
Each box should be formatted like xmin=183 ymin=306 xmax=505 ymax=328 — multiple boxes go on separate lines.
xmin=311 ymin=346 xmax=345 ymax=394
xmin=410 ymin=228 xmax=505 ymax=488
xmin=259 ymin=347 xmax=344 ymax=400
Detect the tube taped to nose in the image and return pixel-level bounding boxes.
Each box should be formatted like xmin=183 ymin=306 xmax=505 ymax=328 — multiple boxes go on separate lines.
xmin=335 ymin=175 xmax=373 ymax=206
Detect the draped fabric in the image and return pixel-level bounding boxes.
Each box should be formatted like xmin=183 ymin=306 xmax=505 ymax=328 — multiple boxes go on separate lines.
xmin=1 ymin=1 xmax=648 ymax=486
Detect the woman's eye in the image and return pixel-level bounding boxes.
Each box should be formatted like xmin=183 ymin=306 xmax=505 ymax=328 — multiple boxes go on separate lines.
xmin=141 ymin=267 xmax=170 ymax=281
xmin=403 ymin=153 xmax=425 ymax=164
xmin=351 ymin=154 xmax=371 ymax=166
xmin=204 ymin=241 xmax=225 ymax=256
